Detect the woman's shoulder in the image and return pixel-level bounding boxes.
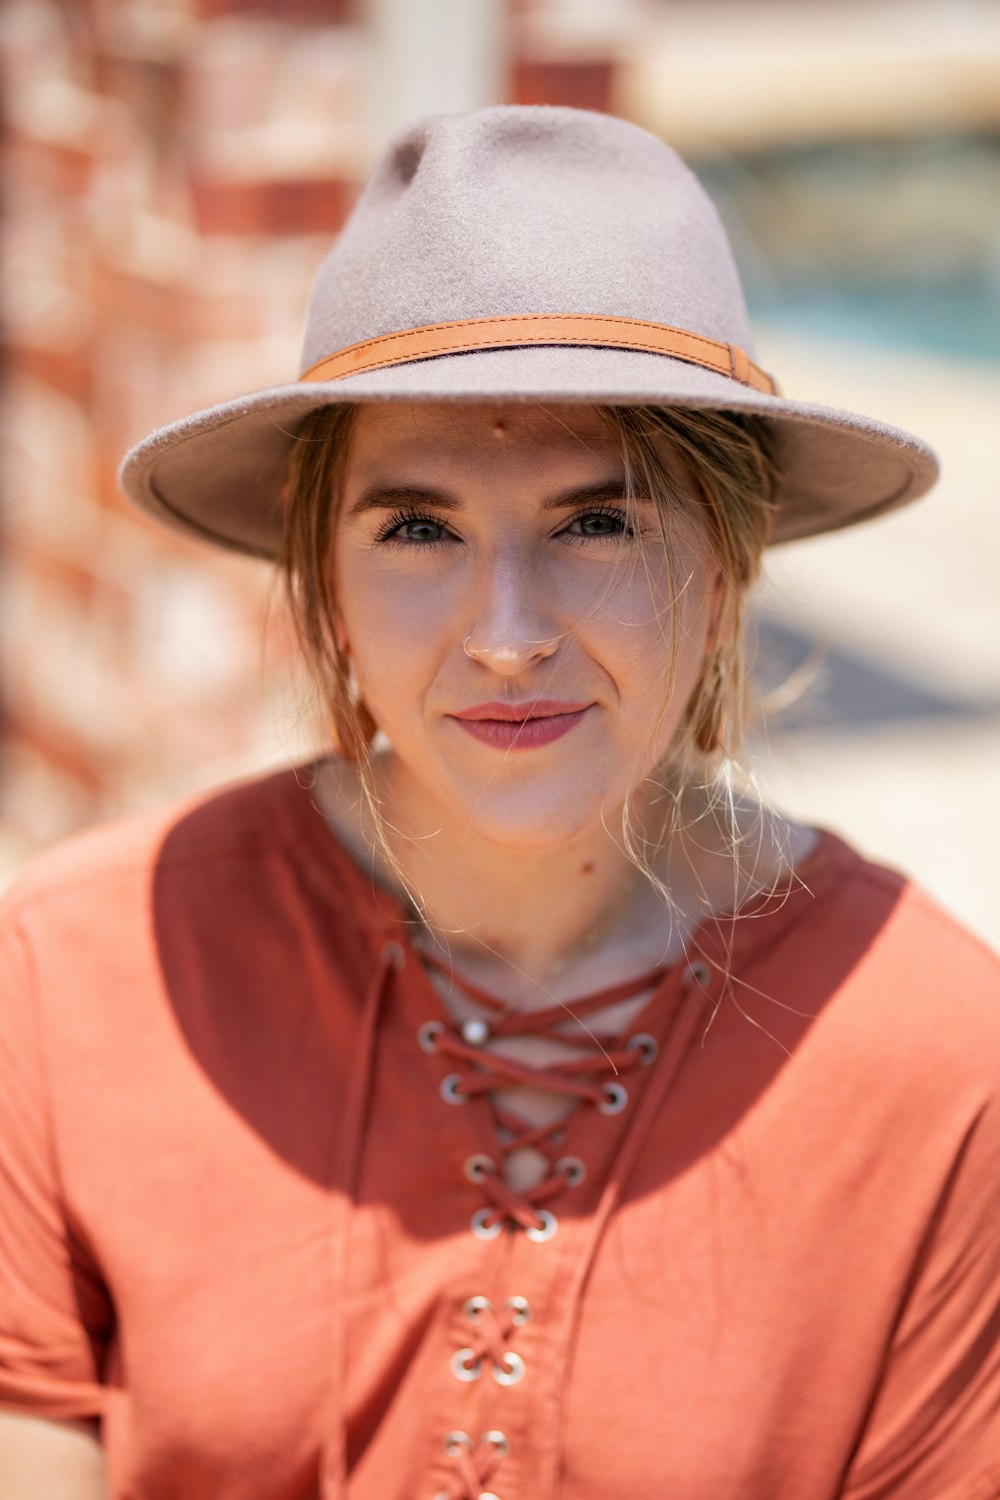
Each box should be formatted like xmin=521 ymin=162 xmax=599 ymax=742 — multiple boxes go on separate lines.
xmin=807 ymin=829 xmax=997 ymax=988
xmin=0 ymin=761 xmax=353 ymax=932
xmin=740 ymin=826 xmax=1000 ymax=1075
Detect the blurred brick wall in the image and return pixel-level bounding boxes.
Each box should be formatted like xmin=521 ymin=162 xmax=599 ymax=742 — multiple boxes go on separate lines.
xmin=0 ymin=0 xmax=620 ymax=866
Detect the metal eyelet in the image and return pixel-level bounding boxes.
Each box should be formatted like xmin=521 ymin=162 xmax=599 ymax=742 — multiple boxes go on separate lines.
xmin=628 ymin=1032 xmax=659 ymax=1065
xmin=382 ymin=940 xmax=405 ymax=970
xmin=492 ymin=1350 xmax=525 ymax=1386
xmin=597 ymin=1081 xmax=629 ymax=1115
xmin=461 ymin=1016 xmax=491 ymax=1046
xmin=443 ymin=1429 xmax=472 ymax=1455
xmin=463 ymin=1154 xmax=495 ymax=1183
xmin=417 ymin=1019 xmax=444 ymax=1053
xmin=483 ymin=1429 xmax=510 ymax=1457
xmin=470 ymin=1207 xmax=503 ymax=1240
xmin=525 ymin=1208 xmax=558 ymax=1243
xmin=505 ymin=1294 xmax=531 ymax=1325
xmin=683 ymin=960 xmax=711 ymax=990
xmin=441 ymin=1073 xmax=469 ymax=1104
xmin=555 ymin=1155 xmax=586 ymax=1187
xmin=463 ymin=1294 xmax=492 ymax=1321
xmin=451 ymin=1347 xmax=483 ymax=1382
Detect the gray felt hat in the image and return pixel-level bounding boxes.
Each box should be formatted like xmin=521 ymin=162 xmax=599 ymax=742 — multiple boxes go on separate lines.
xmin=119 ymin=105 xmax=938 ymax=558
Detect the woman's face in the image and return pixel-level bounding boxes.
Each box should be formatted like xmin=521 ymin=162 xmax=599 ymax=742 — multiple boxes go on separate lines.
xmin=333 ymin=402 xmax=719 ymax=850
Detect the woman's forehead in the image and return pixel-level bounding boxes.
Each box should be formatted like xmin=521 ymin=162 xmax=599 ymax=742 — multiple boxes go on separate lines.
xmin=345 ymin=401 xmax=624 ymax=474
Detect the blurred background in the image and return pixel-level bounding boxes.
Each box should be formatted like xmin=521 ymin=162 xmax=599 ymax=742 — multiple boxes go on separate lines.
xmin=0 ymin=0 xmax=997 ymax=944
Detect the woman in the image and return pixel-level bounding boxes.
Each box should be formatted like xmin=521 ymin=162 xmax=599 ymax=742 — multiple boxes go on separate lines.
xmin=1 ymin=106 xmax=998 ymax=1500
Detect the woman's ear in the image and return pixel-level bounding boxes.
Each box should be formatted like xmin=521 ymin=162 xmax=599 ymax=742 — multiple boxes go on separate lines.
xmin=333 ymin=609 xmax=350 ymax=659
xmin=704 ymin=570 xmax=726 ymax=653
xmin=688 ymin=571 xmax=732 ymax=756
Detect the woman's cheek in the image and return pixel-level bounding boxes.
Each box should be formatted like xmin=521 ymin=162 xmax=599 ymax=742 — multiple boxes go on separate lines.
xmin=348 ymin=587 xmax=454 ymax=706
xmin=342 ymin=560 xmax=448 ymax=645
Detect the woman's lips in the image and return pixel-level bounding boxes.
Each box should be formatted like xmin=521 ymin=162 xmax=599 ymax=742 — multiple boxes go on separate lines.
xmin=448 ymin=701 xmax=592 ymax=750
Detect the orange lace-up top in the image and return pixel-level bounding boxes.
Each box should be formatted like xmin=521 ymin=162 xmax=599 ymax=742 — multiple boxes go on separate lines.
xmin=1 ymin=766 xmax=999 ymax=1500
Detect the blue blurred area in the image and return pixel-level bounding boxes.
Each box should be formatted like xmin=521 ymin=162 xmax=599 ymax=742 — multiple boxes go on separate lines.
xmin=693 ymin=131 xmax=1000 ymax=362
xmin=749 ymin=282 xmax=1000 ymax=364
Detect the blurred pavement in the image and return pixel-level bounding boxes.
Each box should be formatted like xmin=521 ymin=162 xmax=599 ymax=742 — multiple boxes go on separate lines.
xmin=750 ymin=327 xmax=1000 ymax=950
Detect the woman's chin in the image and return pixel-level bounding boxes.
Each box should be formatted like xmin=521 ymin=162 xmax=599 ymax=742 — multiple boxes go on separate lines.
xmin=445 ymin=783 xmax=618 ymax=854
xmin=374 ymin=746 xmax=625 ymax=854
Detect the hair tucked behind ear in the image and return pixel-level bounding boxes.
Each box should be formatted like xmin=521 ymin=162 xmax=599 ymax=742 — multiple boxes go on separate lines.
xmin=280 ymin=403 xmax=374 ymax=764
xmin=597 ymin=406 xmax=777 ymax=776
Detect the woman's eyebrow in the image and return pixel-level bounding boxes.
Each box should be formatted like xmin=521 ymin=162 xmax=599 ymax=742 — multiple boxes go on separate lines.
xmin=346 ymin=484 xmax=462 ymax=517
xmin=540 ymin=479 xmax=642 ymax=511
xmin=347 ymin=477 xmax=643 ymax=518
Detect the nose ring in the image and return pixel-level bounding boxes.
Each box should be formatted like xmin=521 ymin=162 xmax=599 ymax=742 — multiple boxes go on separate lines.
xmin=463 ymin=635 xmax=478 ymax=659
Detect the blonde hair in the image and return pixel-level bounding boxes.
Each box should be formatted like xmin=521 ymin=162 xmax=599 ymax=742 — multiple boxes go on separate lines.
xmin=281 ymin=402 xmax=776 ymax=778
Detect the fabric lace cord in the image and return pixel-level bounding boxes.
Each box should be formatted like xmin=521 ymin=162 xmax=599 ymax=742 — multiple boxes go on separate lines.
xmin=436 ymin=1429 xmax=510 ymax=1500
xmin=451 ymin=1295 xmax=531 ymax=1386
xmin=418 ymin=953 xmax=665 ymax=1236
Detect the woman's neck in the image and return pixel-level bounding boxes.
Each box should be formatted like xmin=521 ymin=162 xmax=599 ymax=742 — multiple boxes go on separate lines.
xmin=385 ymin=811 xmax=670 ymax=987
xmin=316 ymin=753 xmax=812 ymax=997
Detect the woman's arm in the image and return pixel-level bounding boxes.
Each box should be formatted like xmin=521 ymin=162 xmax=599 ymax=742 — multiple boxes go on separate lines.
xmin=0 ymin=916 xmax=113 ymax=1446
xmin=0 ymin=1412 xmax=108 ymax=1499
xmin=840 ymin=1064 xmax=1000 ymax=1498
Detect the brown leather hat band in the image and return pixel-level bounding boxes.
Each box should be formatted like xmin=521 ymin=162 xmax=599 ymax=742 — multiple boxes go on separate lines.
xmin=299 ymin=313 xmax=780 ymax=396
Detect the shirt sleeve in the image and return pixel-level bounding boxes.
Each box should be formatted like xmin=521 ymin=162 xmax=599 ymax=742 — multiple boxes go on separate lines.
xmin=841 ymin=1082 xmax=1000 ymax=1500
xmin=0 ymin=911 xmax=111 ymax=1418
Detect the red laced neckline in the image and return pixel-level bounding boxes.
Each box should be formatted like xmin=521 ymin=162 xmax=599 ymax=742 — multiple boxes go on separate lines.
xmin=418 ymin=950 xmax=671 ymax=1237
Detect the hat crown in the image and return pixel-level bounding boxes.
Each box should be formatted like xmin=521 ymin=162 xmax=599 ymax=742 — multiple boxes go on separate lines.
xmin=119 ymin=105 xmax=938 ymax=561
xmin=299 ymin=105 xmax=755 ymax=372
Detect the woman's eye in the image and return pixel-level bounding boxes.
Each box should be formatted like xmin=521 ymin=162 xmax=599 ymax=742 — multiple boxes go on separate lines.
xmin=373 ymin=511 xmax=454 ymax=545
xmin=565 ymin=509 xmax=631 ymax=539
xmin=396 ymin=519 xmax=446 ymax=542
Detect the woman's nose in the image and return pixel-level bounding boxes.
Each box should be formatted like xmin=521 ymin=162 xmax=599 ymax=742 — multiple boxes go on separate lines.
xmin=461 ymin=557 xmax=562 ymax=675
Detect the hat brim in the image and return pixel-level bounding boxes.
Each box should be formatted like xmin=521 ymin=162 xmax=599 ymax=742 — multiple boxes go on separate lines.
xmin=118 ymin=345 xmax=939 ymax=558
